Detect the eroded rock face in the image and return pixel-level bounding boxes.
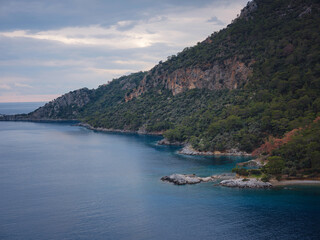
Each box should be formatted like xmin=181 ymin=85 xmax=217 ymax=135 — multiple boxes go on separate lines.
xmin=125 ymin=57 xmax=253 ymax=101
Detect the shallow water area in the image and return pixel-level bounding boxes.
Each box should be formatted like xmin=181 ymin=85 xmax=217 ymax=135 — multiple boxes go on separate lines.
xmin=0 ymin=103 xmax=319 ymax=240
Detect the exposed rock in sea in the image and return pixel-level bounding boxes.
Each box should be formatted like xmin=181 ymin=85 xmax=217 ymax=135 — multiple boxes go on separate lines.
xmin=161 ymin=174 xmax=214 ymax=185
xmin=178 ymin=145 xmax=251 ymax=156
xmin=220 ymin=178 xmax=272 ymax=188
xmin=161 ymin=173 xmax=235 ymax=185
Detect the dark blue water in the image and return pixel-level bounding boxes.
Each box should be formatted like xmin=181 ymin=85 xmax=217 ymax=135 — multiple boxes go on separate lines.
xmin=0 ymin=104 xmax=320 ymax=240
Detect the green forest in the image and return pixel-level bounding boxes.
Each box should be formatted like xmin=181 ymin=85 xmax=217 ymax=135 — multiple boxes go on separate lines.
xmin=24 ymin=0 xmax=320 ymax=177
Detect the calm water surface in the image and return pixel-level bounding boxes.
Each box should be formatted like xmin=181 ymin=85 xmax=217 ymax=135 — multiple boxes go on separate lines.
xmin=0 ymin=102 xmax=45 ymax=115
xmin=0 ymin=103 xmax=319 ymax=240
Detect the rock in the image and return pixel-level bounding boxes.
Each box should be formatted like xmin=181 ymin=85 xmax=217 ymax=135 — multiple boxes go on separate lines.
xmin=157 ymin=138 xmax=184 ymax=146
xmin=0 ymin=88 xmax=92 ymax=121
xmin=239 ymin=0 xmax=258 ymax=20
xmin=178 ymin=145 xmax=251 ymax=156
xmin=211 ymin=173 xmax=235 ymax=180
xmin=237 ymin=159 xmax=265 ymax=168
xmin=30 ymin=88 xmax=92 ymax=119
xmin=125 ymin=57 xmax=254 ymax=101
xmin=178 ymin=145 xmax=214 ymax=156
xmin=220 ymin=178 xmax=272 ymax=188
xmin=161 ymin=174 xmax=214 ymax=185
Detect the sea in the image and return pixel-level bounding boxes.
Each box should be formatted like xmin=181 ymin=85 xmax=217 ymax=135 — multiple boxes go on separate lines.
xmin=0 ymin=102 xmax=319 ymax=240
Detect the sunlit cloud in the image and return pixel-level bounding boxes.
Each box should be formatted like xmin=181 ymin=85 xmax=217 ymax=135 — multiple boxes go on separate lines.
xmin=0 ymin=84 xmax=11 ymax=90
xmin=0 ymin=0 xmax=248 ymax=102
xmin=0 ymin=3 xmax=244 ymax=49
xmin=86 ymin=67 xmax=136 ymax=76
xmin=0 ymin=93 xmax=60 ymax=103
xmin=14 ymin=83 xmax=33 ymax=88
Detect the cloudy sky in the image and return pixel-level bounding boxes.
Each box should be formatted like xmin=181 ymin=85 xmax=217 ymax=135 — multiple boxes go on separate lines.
xmin=0 ymin=0 xmax=248 ymax=102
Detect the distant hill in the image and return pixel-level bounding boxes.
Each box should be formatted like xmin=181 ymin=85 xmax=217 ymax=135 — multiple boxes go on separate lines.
xmin=2 ymin=0 xmax=320 ymax=175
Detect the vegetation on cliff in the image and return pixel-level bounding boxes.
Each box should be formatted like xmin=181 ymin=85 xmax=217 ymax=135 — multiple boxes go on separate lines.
xmin=2 ymin=0 xmax=320 ymax=176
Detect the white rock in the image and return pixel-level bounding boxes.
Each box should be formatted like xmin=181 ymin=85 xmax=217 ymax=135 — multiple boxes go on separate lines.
xmin=220 ymin=178 xmax=272 ymax=188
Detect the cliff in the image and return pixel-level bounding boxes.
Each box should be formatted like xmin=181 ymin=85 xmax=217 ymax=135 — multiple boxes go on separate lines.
xmin=125 ymin=57 xmax=254 ymax=101
xmin=1 ymin=0 xmax=319 ymax=165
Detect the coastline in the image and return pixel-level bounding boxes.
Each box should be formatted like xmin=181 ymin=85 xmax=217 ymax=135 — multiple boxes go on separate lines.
xmin=78 ymin=124 xmax=254 ymax=157
xmin=178 ymin=144 xmax=252 ymax=157
xmin=77 ymin=122 xmax=164 ymax=136
xmin=78 ymin=123 xmax=253 ymax=157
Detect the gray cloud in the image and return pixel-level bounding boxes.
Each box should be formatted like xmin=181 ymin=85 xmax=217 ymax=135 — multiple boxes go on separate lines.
xmin=0 ymin=0 xmax=248 ymax=102
xmin=207 ymin=16 xmax=225 ymax=25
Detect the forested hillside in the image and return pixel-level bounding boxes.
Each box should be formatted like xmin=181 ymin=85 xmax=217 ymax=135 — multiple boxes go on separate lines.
xmin=2 ymin=0 xmax=320 ymax=175
xmin=83 ymin=0 xmax=320 ymax=153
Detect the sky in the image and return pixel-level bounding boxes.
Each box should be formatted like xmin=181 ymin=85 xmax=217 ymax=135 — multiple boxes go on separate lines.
xmin=0 ymin=0 xmax=248 ymax=102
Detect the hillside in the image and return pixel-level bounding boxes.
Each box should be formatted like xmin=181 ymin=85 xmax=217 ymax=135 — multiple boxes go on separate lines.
xmin=1 ymin=0 xmax=320 ymax=175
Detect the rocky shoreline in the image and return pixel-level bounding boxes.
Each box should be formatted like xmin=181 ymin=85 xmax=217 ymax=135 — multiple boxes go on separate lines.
xmin=161 ymin=173 xmax=272 ymax=188
xmin=161 ymin=173 xmax=235 ymax=185
xmin=157 ymin=138 xmax=184 ymax=146
xmin=237 ymin=159 xmax=265 ymax=167
xmin=219 ymin=178 xmax=272 ymax=188
xmin=178 ymin=144 xmax=251 ymax=157
xmin=77 ymin=123 xmax=163 ymax=136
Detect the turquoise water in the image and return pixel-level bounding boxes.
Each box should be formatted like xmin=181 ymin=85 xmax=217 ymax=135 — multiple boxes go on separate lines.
xmin=0 ymin=104 xmax=320 ymax=240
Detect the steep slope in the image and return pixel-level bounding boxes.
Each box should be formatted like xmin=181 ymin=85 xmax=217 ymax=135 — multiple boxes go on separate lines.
xmin=82 ymin=0 xmax=320 ymax=152
xmin=1 ymin=0 xmax=320 ymax=163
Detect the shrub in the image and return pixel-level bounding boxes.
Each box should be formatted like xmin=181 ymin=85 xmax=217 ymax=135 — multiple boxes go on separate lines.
xmin=232 ymin=167 xmax=249 ymax=176
xmin=261 ymin=174 xmax=271 ymax=182
xmin=276 ymin=175 xmax=282 ymax=181
xmin=249 ymin=169 xmax=262 ymax=175
xmin=264 ymin=156 xmax=285 ymax=175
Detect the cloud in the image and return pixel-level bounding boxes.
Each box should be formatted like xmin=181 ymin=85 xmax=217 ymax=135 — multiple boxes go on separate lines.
xmin=86 ymin=67 xmax=136 ymax=76
xmin=0 ymin=2 xmax=246 ymax=50
xmin=14 ymin=83 xmax=33 ymax=88
xmin=0 ymin=84 xmax=11 ymax=90
xmin=0 ymin=0 xmax=248 ymax=102
xmin=207 ymin=16 xmax=225 ymax=25
xmin=0 ymin=93 xmax=60 ymax=103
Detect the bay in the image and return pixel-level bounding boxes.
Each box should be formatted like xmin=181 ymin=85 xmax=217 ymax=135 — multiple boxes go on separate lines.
xmin=0 ymin=103 xmax=319 ymax=240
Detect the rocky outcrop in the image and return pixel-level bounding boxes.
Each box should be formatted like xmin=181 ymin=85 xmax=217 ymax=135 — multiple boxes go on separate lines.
xmin=237 ymin=159 xmax=265 ymax=168
xmin=161 ymin=173 xmax=235 ymax=185
xmin=157 ymin=138 xmax=184 ymax=146
xmin=239 ymin=1 xmax=258 ymax=20
xmin=29 ymin=88 xmax=92 ymax=119
xmin=0 ymin=88 xmax=93 ymax=121
xmin=126 ymin=57 xmax=254 ymax=101
xmin=160 ymin=174 xmax=272 ymax=188
xmin=179 ymin=144 xmax=251 ymax=156
xmin=161 ymin=174 xmax=217 ymax=185
xmin=220 ymin=178 xmax=272 ymax=188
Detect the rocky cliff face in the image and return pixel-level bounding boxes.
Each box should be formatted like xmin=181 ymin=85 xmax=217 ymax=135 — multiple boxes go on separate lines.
xmin=125 ymin=57 xmax=254 ymax=101
xmin=29 ymin=88 xmax=92 ymax=119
